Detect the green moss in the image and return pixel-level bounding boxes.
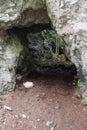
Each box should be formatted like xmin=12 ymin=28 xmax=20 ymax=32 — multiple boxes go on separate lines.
xmin=82 ymin=99 xmax=87 ymax=106
xmin=49 ymin=30 xmax=57 ymax=43
xmin=48 ymin=46 xmax=59 ymax=61
xmin=77 ymin=80 xmax=81 ymax=88
xmin=39 ymin=57 xmax=48 ymax=65
xmin=49 ymin=30 xmax=66 ymax=56
xmin=64 ymin=61 xmax=74 ymax=67
xmin=39 ymin=56 xmax=59 ymax=66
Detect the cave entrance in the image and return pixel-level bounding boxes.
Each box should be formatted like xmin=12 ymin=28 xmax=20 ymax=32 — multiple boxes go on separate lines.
xmin=10 ymin=24 xmax=77 ymax=81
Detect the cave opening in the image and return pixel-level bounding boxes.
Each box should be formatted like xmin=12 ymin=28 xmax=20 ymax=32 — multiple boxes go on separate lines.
xmin=8 ymin=24 xmax=77 ymax=81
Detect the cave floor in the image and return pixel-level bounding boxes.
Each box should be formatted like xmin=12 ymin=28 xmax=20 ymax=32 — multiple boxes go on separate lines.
xmin=0 ymin=75 xmax=87 ymax=130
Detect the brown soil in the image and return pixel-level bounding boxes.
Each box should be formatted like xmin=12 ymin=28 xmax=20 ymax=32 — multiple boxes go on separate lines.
xmin=0 ymin=75 xmax=87 ymax=130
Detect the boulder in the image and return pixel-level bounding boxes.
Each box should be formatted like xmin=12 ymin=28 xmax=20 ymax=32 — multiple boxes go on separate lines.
xmin=45 ymin=0 xmax=87 ymax=92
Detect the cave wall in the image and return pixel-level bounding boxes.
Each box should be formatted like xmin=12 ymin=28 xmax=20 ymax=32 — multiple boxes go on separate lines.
xmin=0 ymin=0 xmax=49 ymax=30
xmin=45 ymin=0 xmax=87 ymax=91
xmin=0 ymin=31 xmax=23 ymax=93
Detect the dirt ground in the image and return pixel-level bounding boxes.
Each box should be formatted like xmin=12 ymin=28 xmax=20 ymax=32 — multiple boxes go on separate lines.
xmin=0 ymin=75 xmax=87 ymax=130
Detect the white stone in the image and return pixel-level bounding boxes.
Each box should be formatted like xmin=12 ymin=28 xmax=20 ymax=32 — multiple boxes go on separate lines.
xmin=46 ymin=121 xmax=53 ymax=127
xmin=23 ymin=81 xmax=34 ymax=88
xmin=51 ymin=127 xmax=55 ymax=130
xmin=22 ymin=114 xmax=27 ymax=118
xmin=4 ymin=105 xmax=12 ymax=111
xmin=37 ymin=118 xmax=40 ymax=122
xmin=15 ymin=115 xmax=18 ymax=118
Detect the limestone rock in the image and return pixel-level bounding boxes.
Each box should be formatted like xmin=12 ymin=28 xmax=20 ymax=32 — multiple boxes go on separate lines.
xmin=0 ymin=31 xmax=23 ymax=93
xmin=45 ymin=0 xmax=87 ymax=91
xmin=0 ymin=0 xmax=49 ymax=30
xmin=4 ymin=105 xmax=12 ymax=111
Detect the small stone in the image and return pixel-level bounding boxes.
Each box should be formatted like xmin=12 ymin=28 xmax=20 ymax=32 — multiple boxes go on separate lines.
xmin=36 ymin=94 xmax=40 ymax=98
xmin=15 ymin=115 xmax=18 ymax=118
xmin=72 ymin=96 xmax=75 ymax=99
xmin=22 ymin=114 xmax=27 ymax=118
xmin=23 ymin=81 xmax=34 ymax=88
xmin=4 ymin=105 xmax=12 ymax=111
xmin=37 ymin=118 xmax=40 ymax=122
xmin=55 ymin=106 xmax=59 ymax=109
xmin=75 ymin=94 xmax=82 ymax=99
xmin=46 ymin=121 xmax=53 ymax=127
xmin=42 ymin=92 xmax=46 ymax=96
xmin=51 ymin=127 xmax=55 ymax=130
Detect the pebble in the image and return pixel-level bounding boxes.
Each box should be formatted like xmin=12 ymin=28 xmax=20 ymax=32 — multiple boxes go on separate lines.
xmin=23 ymin=81 xmax=34 ymax=88
xmin=46 ymin=121 xmax=53 ymax=127
xmin=75 ymin=94 xmax=82 ymax=99
xmin=22 ymin=114 xmax=27 ymax=118
xmin=4 ymin=105 xmax=12 ymax=111
xmin=72 ymin=96 xmax=75 ymax=99
xmin=37 ymin=118 xmax=40 ymax=122
xmin=15 ymin=115 xmax=18 ymax=118
xmin=51 ymin=127 xmax=55 ymax=130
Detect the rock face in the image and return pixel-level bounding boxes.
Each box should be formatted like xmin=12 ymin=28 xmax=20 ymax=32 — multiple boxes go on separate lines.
xmin=45 ymin=0 xmax=87 ymax=91
xmin=27 ymin=30 xmax=54 ymax=64
xmin=0 ymin=0 xmax=49 ymax=93
xmin=0 ymin=0 xmax=49 ymax=30
xmin=0 ymin=31 xmax=23 ymax=93
xmin=27 ymin=29 xmax=74 ymax=72
xmin=0 ymin=0 xmax=87 ymax=95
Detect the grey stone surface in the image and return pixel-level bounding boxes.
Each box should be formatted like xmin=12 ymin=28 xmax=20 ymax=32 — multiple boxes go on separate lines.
xmin=27 ymin=30 xmax=52 ymax=61
xmin=45 ymin=0 xmax=87 ymax=91
xmin=0 ymin=0 xmax=49 ymax=30
xmin=0 ymin=32 xmax=23 ymax=93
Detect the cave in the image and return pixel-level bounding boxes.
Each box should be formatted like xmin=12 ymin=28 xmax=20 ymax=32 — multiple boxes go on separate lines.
xmin=10 ymin=24 xmax=77 ymax=82
xmin=0 ymin=22 xmax=78 ymax=93
xmin=0 ymin=1 xmax=87 ymax=129
xmin=0 ymin=0 xmax=87 ymax=97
